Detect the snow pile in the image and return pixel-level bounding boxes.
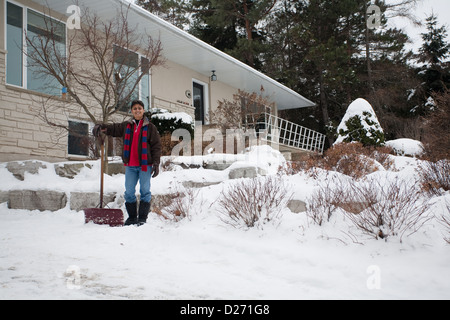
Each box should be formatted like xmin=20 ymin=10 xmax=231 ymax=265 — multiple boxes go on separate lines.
xmin=226 ymin=145 xmax=286 ymax=175
xmin=386 ymin=138 xmax=424 ymax=157
xmin=0 ymin=145 xmax=449 ymax=300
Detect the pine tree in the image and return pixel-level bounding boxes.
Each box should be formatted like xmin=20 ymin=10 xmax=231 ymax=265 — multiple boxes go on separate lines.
xmin=190 ymin=0 xmax=277 ymax=69
xmin=136 ymin=0 xmax=190 ymax=30
xmin=419 ymin=14 xmax=450 ymax=66
xmin=415 ymin=14 xmax=450 ymax=115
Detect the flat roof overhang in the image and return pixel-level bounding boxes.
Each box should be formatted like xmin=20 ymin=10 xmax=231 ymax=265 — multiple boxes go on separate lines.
xmin=32 ymin=0 xmax=315 ymax=110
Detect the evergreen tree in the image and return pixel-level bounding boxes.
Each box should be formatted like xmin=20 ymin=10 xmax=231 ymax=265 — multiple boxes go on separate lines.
xmin=136 ymin=0 xmax=190 ymax=30
xmin=415 ymin=13 xmax=450 ymax=110
xmin=189 ymin=0 xmax=238 ymax=52
xmin=190 ymin=0 xmax=277 ymax=69
xmin=419 ymin=14 xmax=450 ymax=66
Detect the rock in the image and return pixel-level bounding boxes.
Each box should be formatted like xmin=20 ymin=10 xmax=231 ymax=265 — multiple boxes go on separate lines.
xmin=8 ymin=190 xmax=67 ymax=212
xmin=287 ymin=199 xmax=307 ymax=213
xmin=228 ymin=166 xmax=267 ymax=179
xmin=181 ymin=181 xmax=222 ymax=189
xmin=204 ymin=161 xmax=235 ymax=171
xmin=54 ymin=163 xmax=91 ymax=179
xmin=70 ymin=192 xmax=117 ymax=211
xmin=6 ymin=161 xmax=47 ymax=181
xmin=0 ymin=191 xmax=9 ymax=204
xmin=105 ymin=162 xmax=126 ymax=176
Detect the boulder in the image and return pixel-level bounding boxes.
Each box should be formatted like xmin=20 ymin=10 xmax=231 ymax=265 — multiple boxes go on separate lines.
xmin=70 ymin=192 xmax=117 ymax=211
xmin=54 ymin=163 xmax=92 ymax=179
xmin=228 ymin=166 xmax=267 ymax=180
xmin=287 ymin=199 xmax=307 ymax=213
xmin=8 ymin=190 xmax=67 ymax=212
xmin=6 ymin=161 xmax=47 ymax=181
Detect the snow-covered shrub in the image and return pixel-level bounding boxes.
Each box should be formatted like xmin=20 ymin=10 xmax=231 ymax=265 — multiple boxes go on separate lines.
xmin=218 ymin=176 xmax=291 ymax=229
xmin=342 ymin=177 xmax=432 ymax=242
xmin=306 ymin=175 xmax=350 ymax=226
xmin=307 ymin=175 xmax=432 ymax=242
xmin=336 ymin=98 xmax=385 ymax=147
xmin=418 ymin=159 xmax=450 ymax=196
xmin=440 ymin=200 xmax=450 ymax=244
xmin=153 ymin=188 xmax=200 ymax=222
xmin=147 ymin=110 xmax=194 ymax=137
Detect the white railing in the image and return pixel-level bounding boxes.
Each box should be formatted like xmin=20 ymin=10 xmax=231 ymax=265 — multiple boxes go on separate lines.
xmin=246 ymin=113 xmax=326 ymax=154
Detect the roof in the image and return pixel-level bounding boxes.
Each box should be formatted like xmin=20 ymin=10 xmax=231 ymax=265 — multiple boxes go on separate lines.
xmin=32 ymin=0 xmax=315 ymax=110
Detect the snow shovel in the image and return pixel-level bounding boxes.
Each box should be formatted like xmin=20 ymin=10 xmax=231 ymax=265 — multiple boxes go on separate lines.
xmin=84 ymin=132 xmax=123 ymax=227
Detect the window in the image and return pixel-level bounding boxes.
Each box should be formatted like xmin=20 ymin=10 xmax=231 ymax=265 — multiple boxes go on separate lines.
xmin=114 ymin=46 xmax=151 ymax=112
xmin=27 ymin=10 xmax=66 ymax=95
xmin=5 ymin=2 xmax=66 ymax=95
xmin=68 ymin=121 xmax=89 ymax=157
xmin=6 ymin=2 xmax=23 ymax=87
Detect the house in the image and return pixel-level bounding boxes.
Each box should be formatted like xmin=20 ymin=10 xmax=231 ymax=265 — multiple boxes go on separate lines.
xmin=0 ymin=0 xmax=325 ymax=163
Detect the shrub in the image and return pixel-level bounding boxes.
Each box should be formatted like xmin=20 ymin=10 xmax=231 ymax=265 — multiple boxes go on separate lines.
xmin=307 ymin=175 xmax=432 ymax=242
xmin=286 ymin=143 xmax=394 ymax=179
xmin=152 ymin=188 xmax=200 ymax=222
xmin=218 ymin=176 xmax=291 ymax=229
xmin=338 ymin=112 xmax=385 ymax=147
xmin=440 ymin=199 xmax=450 ymax=244
xmin=418 ymin=159 xmax=450 ymax=196
xmin=145 ymin=110 xmax=194 ymax=137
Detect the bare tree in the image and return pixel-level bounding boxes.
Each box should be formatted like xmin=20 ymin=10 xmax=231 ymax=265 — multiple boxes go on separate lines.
xmin=211 ymin=89 xmax=275 ymax=132
xmin=24 ymin=3 xmax=165 ymax=157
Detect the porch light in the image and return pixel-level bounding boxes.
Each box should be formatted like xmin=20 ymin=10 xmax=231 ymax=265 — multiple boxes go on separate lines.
xmin=211 ymin=70 xmax=217 ymax=82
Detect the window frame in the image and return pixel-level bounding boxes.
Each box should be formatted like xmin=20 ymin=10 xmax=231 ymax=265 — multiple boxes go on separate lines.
xmin=67 ymin=119 xmax=92 ymax=158
xmin=113 ymin=44 xmax=152 ymax=113
xmin=4 ymin=0 xmax=67 ymax=95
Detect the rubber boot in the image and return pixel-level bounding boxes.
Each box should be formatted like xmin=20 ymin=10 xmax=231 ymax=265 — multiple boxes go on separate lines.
xmin=124 ymin=202 xmax=138 ymax=226
xmin=137 ymin=201 xmax=151 ymax=226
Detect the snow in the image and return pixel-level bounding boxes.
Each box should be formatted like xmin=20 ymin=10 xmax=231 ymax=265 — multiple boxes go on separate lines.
xmin=0 ymin=146 xmax=449 ymax=300
xmin=386 ymin=138 xmax=425 ymax=157
xmin=151 ymin=110 xmax=193 ymax=125
xmin=335 ymin=98 xmax=383 ymax=144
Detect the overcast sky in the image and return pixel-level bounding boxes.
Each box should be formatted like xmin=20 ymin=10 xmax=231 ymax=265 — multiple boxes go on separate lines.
xmin=387 ymin=0 xmax=450 ymax=53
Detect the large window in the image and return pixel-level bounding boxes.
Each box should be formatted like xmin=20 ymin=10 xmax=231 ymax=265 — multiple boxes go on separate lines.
xmin=114 ymin=46 xmax=151 ymax=112
xmin=6 ymin=2 xmax=66 ymax=95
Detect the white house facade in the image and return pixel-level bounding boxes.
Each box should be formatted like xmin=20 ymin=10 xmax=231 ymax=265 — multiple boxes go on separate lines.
xmin=0 ymin=0 xmax=322 ymax=163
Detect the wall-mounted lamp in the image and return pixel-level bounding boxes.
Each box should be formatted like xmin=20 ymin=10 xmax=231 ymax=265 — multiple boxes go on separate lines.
xmin=211 ymin=70 xmax=217 ymax=82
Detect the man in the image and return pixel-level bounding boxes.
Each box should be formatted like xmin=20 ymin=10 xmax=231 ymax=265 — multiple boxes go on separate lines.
xmin=93 ymin=100 xmax=161 ymax=226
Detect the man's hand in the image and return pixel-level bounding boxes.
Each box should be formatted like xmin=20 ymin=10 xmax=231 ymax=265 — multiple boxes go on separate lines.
xmin=151 ymin=165 xmax=159 ymax=178
xmin=92 ymin=124 xmax=106 ymax=137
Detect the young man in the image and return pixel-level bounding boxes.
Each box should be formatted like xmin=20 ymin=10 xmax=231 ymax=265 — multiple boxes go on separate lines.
xmin=93 ymin=100 xmax=161 ymax=226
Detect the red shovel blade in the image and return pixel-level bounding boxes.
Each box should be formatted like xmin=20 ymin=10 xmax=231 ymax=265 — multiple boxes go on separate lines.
xmin=84 ymin=208 xmax=124 ymax=227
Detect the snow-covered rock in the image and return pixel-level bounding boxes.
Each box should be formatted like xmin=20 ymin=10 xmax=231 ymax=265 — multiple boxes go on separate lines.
xmin=386 ymin=138 xmax=424 ymax=157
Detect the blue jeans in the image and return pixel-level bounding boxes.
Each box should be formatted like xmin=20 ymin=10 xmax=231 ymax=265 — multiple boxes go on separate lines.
xmin=124 ymin=166 xmax=152 ymax=203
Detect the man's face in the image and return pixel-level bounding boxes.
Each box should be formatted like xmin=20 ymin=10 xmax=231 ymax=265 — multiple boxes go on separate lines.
xmin=131 ymin=104 xmax=144 ymax=120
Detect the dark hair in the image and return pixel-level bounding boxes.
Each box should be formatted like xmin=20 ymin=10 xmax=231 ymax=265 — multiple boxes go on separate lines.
xmin=130 ymin=100 xmax=145 ymax=109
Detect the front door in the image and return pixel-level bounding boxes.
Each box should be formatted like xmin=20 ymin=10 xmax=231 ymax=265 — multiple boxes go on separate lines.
xmin=193 ymin=82 xmax=205 ymax=124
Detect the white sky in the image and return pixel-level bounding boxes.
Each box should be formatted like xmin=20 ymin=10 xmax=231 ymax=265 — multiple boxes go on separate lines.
xmin=387 ymin=0 xmax=450 ymax=53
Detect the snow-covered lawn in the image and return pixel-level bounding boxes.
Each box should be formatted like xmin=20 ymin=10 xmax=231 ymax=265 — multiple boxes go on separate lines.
xmin=0 ymin=147 xmax=449 ymax=300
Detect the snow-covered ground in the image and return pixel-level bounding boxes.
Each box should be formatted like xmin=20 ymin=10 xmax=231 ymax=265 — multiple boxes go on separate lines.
xmin=0 ymin=146 xmax=449 ymax=300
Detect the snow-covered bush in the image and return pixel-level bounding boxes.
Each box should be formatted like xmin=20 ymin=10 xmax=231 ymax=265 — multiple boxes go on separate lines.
xmin=290 ymin=142 xmax=394 ymax=179
xmin=153 ymin=188 xmax=200 ymax=222
xmin=307 ymin=175 xmax=432 ymax=242
xmin=218 ymin=176 xmax=291 ymax=229
xmin=147 ymin=110 xmax=194 ymax=137
xmin=336 ymin=98 xmax=385 ymax=147
xmin=440 ymin=200 xmax=450 ymax=244
xmin=418 ymin=159 xmax=450 ymax=196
